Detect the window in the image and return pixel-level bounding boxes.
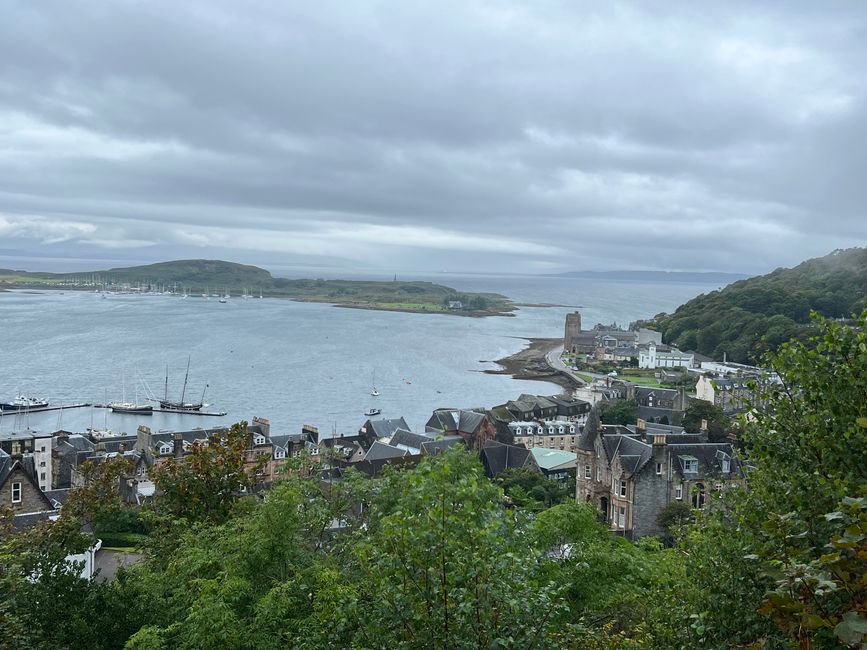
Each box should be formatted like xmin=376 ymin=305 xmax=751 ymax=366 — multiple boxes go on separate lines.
xmin=675 ymin=484 xmax=683 ymax=500
xmin=692 ymin=483 xmax=706 ymax=509
xmin=618 ymin=507 xmax=626 ymax=528
xmin=584 ymin=465 xmax=591 ymax=479
xmin=721 ymin=458 xmax=731 ymax=473
xmin=11 ymin=482 xmax=21 ymax=503
xmin=40 ymin=461 xmax=46 ymax=467
xmin=619 ymin=480 xmax=627 ymax=498
xmin=596 ymin=466 xmax=601 ymax=481
xmin=655 ymin=462 xmax=662 ymax=475
xmin=40 ymin=472 xmax=46 ymax=481
xmin=681 ymin=456 xmax=698 ymax=473
xmin=11 ymin=443 xmax=20 ymax=455
xmin=40 ymin=446 xmax=46 ymax=452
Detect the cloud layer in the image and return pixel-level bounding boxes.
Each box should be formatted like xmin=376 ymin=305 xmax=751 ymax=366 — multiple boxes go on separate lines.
xmin=1 ymin=1 xmax=865 ymax=274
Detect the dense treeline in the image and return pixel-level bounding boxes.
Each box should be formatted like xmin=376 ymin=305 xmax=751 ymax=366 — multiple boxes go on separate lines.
xmin=1 ymin=312 xmax=865 ymax=648
xmin=648 ymin=247 xmax=867 ymax=363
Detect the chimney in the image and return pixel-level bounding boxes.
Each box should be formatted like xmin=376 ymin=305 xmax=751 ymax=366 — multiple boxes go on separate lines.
xmin=173 ymin=433 xmax=184 ymax=458
xmin=253 ymin=416 xmax=270 ymax=437
xmin=652 ymin=433 xmax=666 ymax=447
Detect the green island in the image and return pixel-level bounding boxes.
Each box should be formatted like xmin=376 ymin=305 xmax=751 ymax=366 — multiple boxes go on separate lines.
xmin=643 ymin=247 xmax=867 ymax=363
xmin=0 ymin=259 xmax=515 ymax=317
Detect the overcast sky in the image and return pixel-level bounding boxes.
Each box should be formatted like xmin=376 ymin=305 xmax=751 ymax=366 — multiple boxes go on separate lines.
xmin=1 ymin=1 xmax=866 ymax=275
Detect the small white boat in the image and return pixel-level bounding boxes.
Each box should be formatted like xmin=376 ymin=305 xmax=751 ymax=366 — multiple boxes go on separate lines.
xmin=365 ymin=408 xmax=381 ymax=417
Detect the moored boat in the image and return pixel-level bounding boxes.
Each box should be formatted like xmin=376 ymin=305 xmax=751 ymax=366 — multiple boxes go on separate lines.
xmin=0 ymin=395 xmax=49 ymax=411
xmin=110 ymin=402 xmax=154 ymax=415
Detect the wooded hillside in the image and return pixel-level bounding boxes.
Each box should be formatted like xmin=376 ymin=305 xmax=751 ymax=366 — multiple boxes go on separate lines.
xmin=649 ymin=248 xmax=867 ymax=363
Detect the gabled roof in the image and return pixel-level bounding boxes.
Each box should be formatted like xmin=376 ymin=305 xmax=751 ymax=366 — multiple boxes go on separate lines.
xmin=389 ymin=429 xmax=431 ymax=453
xmin=603 ymin=435 xmax=653 ymax=476
xmin=669 ymin=443 xmax=742 ymax=479
xmin=364 ymin=441 xmax=409 ymax=462
xmin=420 ymin=436 xmax=464 ymax=456
xmin=577 ymin=404 xmax=602 ymax=451
xmin=366 ymin=418 xmax=411 ymax=439
xmin=480 ymin=440 xmax=534 ymax=477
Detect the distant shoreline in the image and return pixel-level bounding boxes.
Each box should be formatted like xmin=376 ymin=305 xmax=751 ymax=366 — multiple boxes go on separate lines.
xmin=0 ymin=284 xmax=517 ymax=318
xmin=483 ymin=337 xmax=576 ymax=392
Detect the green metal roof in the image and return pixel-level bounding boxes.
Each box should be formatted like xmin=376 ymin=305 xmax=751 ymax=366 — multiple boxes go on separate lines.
xmin=529 ymin=447 xmax=577 ymax=471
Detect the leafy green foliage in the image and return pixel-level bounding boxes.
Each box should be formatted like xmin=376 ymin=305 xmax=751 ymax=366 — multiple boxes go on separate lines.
xmin=600 ymin=399 xmax=637 ymax=425
xmin=672 ymin=310 xmax=867 ymax=647
xmin=496 ymin=468 xmax=573 ymax=509
xmin=650 ymin=247 xmax=867 ymax=362
xmin=150 ymin=421 xmax=266 ymax=524
xmin=681 ymin=400 xmax=731 ymax=442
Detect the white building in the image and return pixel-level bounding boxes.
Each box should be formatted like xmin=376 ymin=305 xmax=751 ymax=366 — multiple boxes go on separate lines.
xmin=638 ymin=343 xmax=694 ymax=369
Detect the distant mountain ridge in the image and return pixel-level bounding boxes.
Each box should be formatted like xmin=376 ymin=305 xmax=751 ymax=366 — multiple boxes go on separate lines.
xmin=647 ymin=247 xmax=867 ymax=363
xmin=551 ymin=270 xmax=748 ymax=284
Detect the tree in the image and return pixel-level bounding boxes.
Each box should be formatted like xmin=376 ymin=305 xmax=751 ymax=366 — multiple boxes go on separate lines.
xmin=496 ymin=468 xmax=572 ymax=509
xmin=681 ymin=400 xmax=730 ymax=442
xmin=600 ymin=399 xmax=637 ymax=425
xmin=655 ymin=501 xmax=693 ymax=546
xmin=63 ymin=454 xmax=134 ymax=530
xmin=150 ymin=420 xmax=266 ymax=524
xmin=677 ymin=311 xmax=867 ymax=648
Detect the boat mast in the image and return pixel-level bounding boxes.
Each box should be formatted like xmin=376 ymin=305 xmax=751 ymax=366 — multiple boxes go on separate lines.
xmin=180 ymin=356 xmax=191 ymax=404
xmin=164 ymin=364 xmax=169 ymax=402
xmin=200 ymin=383 xmax=208 ymax=406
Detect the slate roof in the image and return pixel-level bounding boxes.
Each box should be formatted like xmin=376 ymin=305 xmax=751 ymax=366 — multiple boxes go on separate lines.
xmin=364 ymin=441 xmax=409 ymax=462
xmin=480 ymin=440 xmax=534 ymax=477
xmin=603 ymin=435 xmax=653 ymax=475
xmin=577 ymin=404 xmax=602 ymax=451
xmin=669 ymin=443 xmax=742 ymax=479
xmin=635 ymin=387 xmax=679 ymax=401
xmin=0 ymin=449 xmax=13 ymax=486
xmin=420 ymin=436 xmax=464 ymax=456
xmin=367 ymin=418 xmax=411 ymax=439
xmin=389 ymin=429 xmax=431 ymax=453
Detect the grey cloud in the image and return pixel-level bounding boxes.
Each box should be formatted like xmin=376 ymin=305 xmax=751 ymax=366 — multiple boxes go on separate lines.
xmin=0 ymin=0 xmax=866 ymax=275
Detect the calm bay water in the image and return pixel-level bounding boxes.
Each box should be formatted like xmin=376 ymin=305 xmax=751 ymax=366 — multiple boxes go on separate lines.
xmin=0 ymin=275 xmax=720 ymax=436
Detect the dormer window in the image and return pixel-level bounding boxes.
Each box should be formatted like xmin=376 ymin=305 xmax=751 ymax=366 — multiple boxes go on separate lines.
xmin=253 ymin=435 xmax=266 ymax=446
xmin=721 ymin=458 xmax=730 ymax=473
xmin=681 ymin=456 xmax=698 ymax=474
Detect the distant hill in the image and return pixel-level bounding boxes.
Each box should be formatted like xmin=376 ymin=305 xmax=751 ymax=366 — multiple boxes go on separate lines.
xmin=100 ymin=259 xmax=272 ymax=287
xmin=647 ymin=248 xmax=867 ymax=363
xmin=551 ymin=270 xmax=747 ymax=284
xmin=0 ymin=259 xmax=513 ymax=316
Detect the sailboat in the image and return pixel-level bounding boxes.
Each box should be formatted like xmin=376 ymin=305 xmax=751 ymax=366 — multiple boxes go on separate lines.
xmin=110 ymin=370 xmax=153 ymax=415
xmin=155 ymin=357 xmax=206 ymax=411
xmin=370 ymin=370 xmax=380 ymax=397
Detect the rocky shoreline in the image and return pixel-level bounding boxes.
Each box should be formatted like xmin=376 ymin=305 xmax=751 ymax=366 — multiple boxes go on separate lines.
xmin=483 ymin=337 xmax=578 ymax=392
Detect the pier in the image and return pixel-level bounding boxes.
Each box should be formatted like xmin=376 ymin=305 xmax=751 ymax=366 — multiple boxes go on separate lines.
xmin=0 ymin=403 xmax=92 ymax=417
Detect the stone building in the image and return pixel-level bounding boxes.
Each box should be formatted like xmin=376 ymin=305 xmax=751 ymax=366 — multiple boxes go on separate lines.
xmin=564 ymin=311 xmax=582 ymax=349
xmin=575 ymin=408 xmax=742 ymax=539
xmin=0 ymin=448 xmax=58 ymax=527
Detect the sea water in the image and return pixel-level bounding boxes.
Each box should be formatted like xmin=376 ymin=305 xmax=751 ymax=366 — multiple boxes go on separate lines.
xmin=0 ymin=275 xmax=721 ymax=435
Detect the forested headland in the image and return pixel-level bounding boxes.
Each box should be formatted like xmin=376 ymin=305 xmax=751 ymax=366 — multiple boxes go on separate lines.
xmin=646 ymin=247 xmax=867 ymax=363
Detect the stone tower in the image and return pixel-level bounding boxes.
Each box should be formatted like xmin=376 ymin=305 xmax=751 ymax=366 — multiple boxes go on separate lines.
xmin=564 ymin=311 xmax=582 ymax=350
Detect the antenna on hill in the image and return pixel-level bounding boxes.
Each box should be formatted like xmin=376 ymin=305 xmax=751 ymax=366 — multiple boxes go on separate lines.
xmin=393 ymin=273 xmax=397 ymax=282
